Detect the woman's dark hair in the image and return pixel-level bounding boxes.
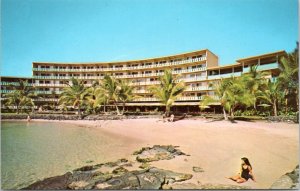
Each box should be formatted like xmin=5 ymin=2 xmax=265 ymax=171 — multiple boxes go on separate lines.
xmin=241 ymin=157 xmax=252 ymax=169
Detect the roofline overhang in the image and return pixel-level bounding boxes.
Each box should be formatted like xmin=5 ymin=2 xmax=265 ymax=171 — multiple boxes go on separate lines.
xmin=32 ymin=49 xmax=210 ymax=65
xmin=236 ymin=50 xmax=287 ymax=62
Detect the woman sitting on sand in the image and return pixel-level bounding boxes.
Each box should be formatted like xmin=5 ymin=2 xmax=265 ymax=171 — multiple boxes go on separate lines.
xmin=227 ymin=157 xmax=256 ymax=183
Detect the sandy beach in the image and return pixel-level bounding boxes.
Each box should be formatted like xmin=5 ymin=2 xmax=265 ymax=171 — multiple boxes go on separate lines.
xmin=20 ymin=118 xmax=299 ymax=189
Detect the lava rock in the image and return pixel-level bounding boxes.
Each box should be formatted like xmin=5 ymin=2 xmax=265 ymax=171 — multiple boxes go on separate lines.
xmin=133 ymin=145 xmax=187 ymax=162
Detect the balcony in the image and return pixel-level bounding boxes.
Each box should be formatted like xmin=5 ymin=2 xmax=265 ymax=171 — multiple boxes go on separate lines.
xmin=132 ymin=89 xmax=150 ymax=93
xmin=132 ymin=96 xmax=204 ymax=102
xmin=207 ymin=72 xmax=242 ymax=80
xmin=186 ymin=86 xmax=213 ymax=91
xmin=130 ymin=81 xmax=160 ymax=86
xmin=32 ymin=57 xmax=207 ymax=72
xmin=1 ymin=89 xmax=14 ymax=94
xmin=33 ymin=67 xmax=208 ymax=80
xmin=176 ymin=96 xmax=203 ymax=101
xmin=35 ymin=90 xmax=63 ymax=95
xmin=34 ymin=83 xmax=68 ymax=87
xmin=179 ymin=76 xmax=207 ymax=82
xmin=33 ymin=98 xmax=59 ymax=102
xmin=1 ymin=82 xmax=33 ymax=86
xmin=243 ymin=62 xmax=279 ymax=73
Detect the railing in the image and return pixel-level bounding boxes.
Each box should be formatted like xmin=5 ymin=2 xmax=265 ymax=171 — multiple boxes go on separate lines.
xmin=34 ymin=83 xmax=68 ymax=87
xmin=129 ymin=81 xmax=161 ymax=86
xmin=1 ymin=89 xmax=14 ymax=93
xmin=33 ymin=98 xmax=59 ymax=102
xmin=32 ymin=57 xmax=207 ymax=72
xmin=35 ymin=91 xmax=63 ymax=94
xmin=172 ymin=67 xmax=206 ymax=74
xmin=0 ymin=82 xmax=34 ymax=86
xmin=133 ymin=97 xmax=159 ymax=102
xmin=243 ymin=62 xmax=279 ymax=73
xmin=0 ymin=89 xmax=64 ymax=95
xmin=176 ymin=96 xmax=203 ymax=101
xmin=179 ymin=76 xmax=207 ymax=82
xmin=32 ymin=67 xmax=207 ymax=80
xmin=133 ymin=96 xmax=204 ymax=102
xmin=186 ymin=86 xmax=213 ymax=91
xmin=132 ymin=89 xmax=151 ymax=93
xmin=207 ymin=72 xmax=242 ymax=80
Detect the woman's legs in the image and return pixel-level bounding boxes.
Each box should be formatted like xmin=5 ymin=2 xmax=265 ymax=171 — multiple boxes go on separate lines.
xmin=236 ymin=178 xmax=247 ymax=183
xmin=227 ymin=174 xmax=241 ymax=181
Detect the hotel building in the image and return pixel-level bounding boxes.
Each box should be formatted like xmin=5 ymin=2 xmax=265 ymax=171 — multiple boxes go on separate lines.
xmin=1 ymin=49 xmax=286 ymax=112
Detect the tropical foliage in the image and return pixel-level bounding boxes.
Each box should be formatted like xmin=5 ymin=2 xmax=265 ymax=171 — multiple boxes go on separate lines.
xmin=200 ymin=43 xmax=299 ymax=120
xmin=4 ymin=80 xmax=36 ymax=114
xmin=3 ymin=44 xmax=298 ymax=118
xmin=58 ymin=78 xmax=90 ymax=115
xmin=200 ymin=76 xmax=255 ymax=120
xmin=57 ymin=75 xmax=136 ymax=115
xmin=148 ymin=70 xmax=185 ymax=116
xmin=278 ymin=44 xmax=299 ymax=112
xmin=258 ymin=80 xmax=284 ymax=116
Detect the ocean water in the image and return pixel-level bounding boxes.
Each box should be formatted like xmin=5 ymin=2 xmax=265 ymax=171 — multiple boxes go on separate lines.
xmin=1 ymin=121 xmax=131 ymax=189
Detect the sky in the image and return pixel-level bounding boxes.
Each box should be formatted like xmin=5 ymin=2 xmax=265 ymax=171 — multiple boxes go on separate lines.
xmin=1 ymin=0 xmax=298 ymax=77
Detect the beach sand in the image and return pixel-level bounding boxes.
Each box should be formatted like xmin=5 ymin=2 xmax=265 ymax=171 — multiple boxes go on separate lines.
xmin=29 ymin=118 xmax=298 ymax=189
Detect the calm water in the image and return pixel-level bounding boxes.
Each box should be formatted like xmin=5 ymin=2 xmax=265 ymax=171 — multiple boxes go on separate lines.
xmin=1 ymin=121 xmax=133 ymax=189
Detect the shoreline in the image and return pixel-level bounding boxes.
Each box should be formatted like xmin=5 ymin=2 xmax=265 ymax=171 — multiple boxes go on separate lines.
xmin=2 ymin=118 xmax=299 ymax=189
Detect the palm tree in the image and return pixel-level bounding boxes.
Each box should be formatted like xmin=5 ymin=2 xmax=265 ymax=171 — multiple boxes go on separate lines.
xmin=4 ymin=80 xmax=35 ymax=113
xmin=85 ymin=80 xmax=101 ymax=114
xmin=225 ymin=77 xmax=255 ymax=117
xmin=278 ymin=45 xmax=299 ymax=112
xmin=118 ymin=80 xmax=135 ymax=114
xmin=258 ymin=80 xmax=284 ymax=116
xmin=200 ymin=78 xmax=231 ymax=120
xmin=148 ymin=70 xmax=185 ymax=116
xmin=99 ymin=74 xmax=122 ymax=115
xmin=58 ymin=78 xmax=89 ymax=116
xmin=242 ymin=65 xmax=270 ymax=109
xmin=4 ymin=90 xmax=22 ymax=114
xmin=200 ymin=76 xmax=255 ymax=120
xmin=95 ymin=88 xmax=109 ymax=113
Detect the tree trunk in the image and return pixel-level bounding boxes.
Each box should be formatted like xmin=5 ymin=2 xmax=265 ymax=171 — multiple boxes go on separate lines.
xmin=295 ymin=89 xmax=299 ymax=112
xmin=230 ymin=108 xmax=234 ymax=118
xmin=285 ymin=89 xmax=288 ymax=114
xmin=165 ymin=105 xmax=170 ymax=117
xmin=273 ymin=101 xmax=278 ymax=117
xmin=103 ymin=103 xmax=106 ymax=113
xmin=78 ymin=106 xmax=81 ymax=116
xmin=223 ymin=107 xmax=228 ymax=120
xmin=114 ymin=102 xmax=120 ymax=115
xmin=17 ymin=105 xmax=19 ymax=114
xmin=122 ymin=102 xmax=125 ymax=115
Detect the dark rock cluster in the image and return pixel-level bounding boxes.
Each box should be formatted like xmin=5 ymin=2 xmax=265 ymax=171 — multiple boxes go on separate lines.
xmin=22 ymin=158 xmax=193 ymax=190
xmin=267 ymin=115 xmax=299 ymax=123
xmin=1 ymin=114 xmax=161 ymax=121
xmin=270 ymin=165 xmax=299 ymax=189
xmin=169 ymin=182 xmax=250 ymax=189
xmin=133 ymin=145 xmax=187 ymax=163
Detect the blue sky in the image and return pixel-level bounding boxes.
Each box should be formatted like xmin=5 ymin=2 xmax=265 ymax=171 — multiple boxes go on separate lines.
xmin=1 ymin=0 xmax=298 ymax=77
